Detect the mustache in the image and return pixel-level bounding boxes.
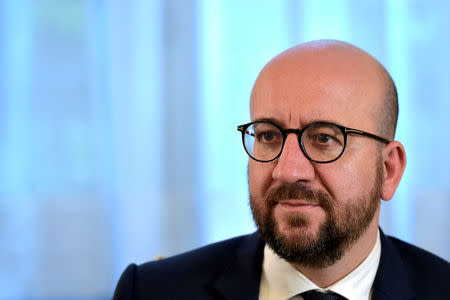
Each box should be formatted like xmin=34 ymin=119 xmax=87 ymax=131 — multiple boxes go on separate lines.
xmin=265 ymin=183 xmax=332 ymax=211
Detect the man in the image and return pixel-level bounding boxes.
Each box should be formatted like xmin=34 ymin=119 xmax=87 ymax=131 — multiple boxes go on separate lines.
xmin=113 ymin=40 xmax=450 ymax=299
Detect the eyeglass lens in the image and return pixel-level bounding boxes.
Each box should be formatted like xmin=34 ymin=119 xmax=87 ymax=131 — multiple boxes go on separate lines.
xmin=243 ymin=122 xmax=345 ymax=162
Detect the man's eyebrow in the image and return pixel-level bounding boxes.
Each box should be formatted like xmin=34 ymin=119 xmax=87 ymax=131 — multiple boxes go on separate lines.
xmin=307 ymin=118 xmax=344 ymax=126
xmin=253 ymin=117 xmax=281 ymax=124
xmin=253 ymin=117 xmax=345 ymax=128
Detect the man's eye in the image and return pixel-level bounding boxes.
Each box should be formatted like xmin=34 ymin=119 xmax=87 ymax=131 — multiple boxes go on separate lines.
xmin=262 ymin=132 xmax=274 ymax=141
xmin=256 ymin=131 xmax=279 ymax=143
xmin=316 ymin=134 xmax=333 ymax=144
xmin=310 ymin=133 xmax=339 ymax=147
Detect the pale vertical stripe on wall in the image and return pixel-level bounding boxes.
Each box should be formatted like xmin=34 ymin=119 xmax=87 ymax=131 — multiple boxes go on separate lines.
xmin=0 ymin=0 xmax=35 ymax=297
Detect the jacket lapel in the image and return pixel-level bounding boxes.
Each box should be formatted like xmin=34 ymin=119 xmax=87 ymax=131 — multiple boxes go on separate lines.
xmin=212 ymin=232 xmax=265 ymax=300
xmin=371 ymin=230 xmax=415 ymax=300
xmin=212 ymin=230 xmax=416 ymax=300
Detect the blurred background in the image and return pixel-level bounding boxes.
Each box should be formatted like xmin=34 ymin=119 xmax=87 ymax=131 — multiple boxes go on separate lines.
xmin=1 ymin=0 xmax=449 ymax=299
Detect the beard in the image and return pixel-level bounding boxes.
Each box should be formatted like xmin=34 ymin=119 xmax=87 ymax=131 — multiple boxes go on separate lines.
xmin=249 ymin=157 xmax=383 ymax=268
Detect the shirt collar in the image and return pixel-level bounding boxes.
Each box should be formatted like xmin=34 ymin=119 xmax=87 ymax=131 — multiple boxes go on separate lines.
xmin=259 ymin=230 xmax=381 ymax=300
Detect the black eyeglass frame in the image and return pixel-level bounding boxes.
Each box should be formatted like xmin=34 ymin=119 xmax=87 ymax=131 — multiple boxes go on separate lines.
xmin=237 ymin=120 xmax=390 ymax=164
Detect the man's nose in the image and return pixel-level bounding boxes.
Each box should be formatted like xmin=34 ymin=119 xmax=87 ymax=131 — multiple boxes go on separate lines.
xmin=272 ymin=133 xmax=315 ymax=184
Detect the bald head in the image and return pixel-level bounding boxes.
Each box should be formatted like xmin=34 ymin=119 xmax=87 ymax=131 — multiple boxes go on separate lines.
xmin=377 ymin=59 xmax=398 ymax=140
xmin=251 ymin=40 xmax=398 ymax=140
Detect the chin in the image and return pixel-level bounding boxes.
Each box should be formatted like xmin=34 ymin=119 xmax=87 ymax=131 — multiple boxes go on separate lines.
xmin=274 ymin=216 xmax=324 ymax=248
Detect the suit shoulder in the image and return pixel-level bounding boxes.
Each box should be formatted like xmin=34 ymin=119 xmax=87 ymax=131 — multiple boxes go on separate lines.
xmin=386 ymin=235 xmax=449 ymax=279
xmin=136 ymin=232 xmax=261 ymax=283
xmin=113 ymin=233 xmax=264 ymax=299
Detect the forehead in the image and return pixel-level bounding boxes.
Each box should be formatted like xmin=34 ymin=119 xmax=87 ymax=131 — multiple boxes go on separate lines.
xmin=250 ymin=47 xmax=384 ymax=131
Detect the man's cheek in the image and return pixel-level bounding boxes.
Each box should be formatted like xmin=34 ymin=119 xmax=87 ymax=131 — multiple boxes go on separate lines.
xmin=248 ymin=162 xmax=260 ymax=189
xmin=249 ymin=163 xmax=273 ymax=196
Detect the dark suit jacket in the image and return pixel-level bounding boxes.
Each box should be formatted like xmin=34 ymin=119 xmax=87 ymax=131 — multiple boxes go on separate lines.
xmin=113 ymin=230 xmax=450 ymax=299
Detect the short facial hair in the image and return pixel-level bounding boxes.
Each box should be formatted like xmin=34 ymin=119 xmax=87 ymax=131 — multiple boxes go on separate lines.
xmin=249 ymin=158 xmax=383 ymax=268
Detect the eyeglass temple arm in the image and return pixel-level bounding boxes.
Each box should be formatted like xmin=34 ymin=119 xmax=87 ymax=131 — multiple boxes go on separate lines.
xmin=237 ymin=126 xmax=255 ymax=137
xmin=346 ymin=129 xmax=390 ymax=144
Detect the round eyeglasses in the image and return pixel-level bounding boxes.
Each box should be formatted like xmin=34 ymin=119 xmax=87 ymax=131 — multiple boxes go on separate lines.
xmin=237 ymin=121 xmax=390 ymax=163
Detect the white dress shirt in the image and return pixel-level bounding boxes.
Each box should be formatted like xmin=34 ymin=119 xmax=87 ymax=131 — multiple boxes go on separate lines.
xmin=259 ymin=230 xmax=381 ymax=300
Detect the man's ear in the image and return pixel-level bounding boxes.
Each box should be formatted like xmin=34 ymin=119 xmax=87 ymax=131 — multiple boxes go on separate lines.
xmin=381 ymin=141 xmax=407 ymax=201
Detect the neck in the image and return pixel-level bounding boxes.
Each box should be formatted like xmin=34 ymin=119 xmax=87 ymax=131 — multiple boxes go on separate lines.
xmin=291 ymin=213 xmax=380 ymax=288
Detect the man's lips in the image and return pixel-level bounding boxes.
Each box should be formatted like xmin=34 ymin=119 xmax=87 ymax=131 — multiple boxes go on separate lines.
xmin=276 ymin=199 xmax=321 ymax=212
xmin=277 ymin=199 xmax=320 ymax=206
